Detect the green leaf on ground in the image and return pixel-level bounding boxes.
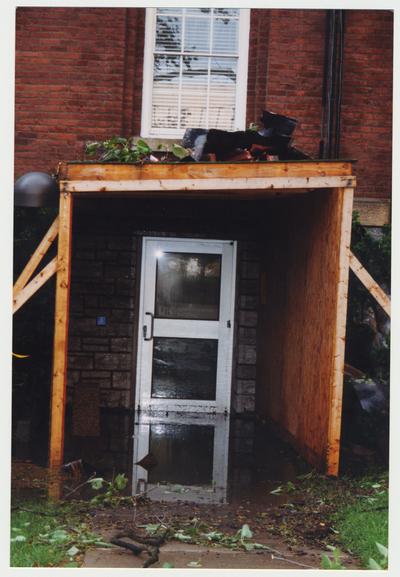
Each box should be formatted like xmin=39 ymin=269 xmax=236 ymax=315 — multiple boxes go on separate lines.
xmin=89 ymin=477 xmax=104 ymax=490
xmin=240 ymin=524 xmax=253 ymax=540
xmin=66 ymin=545 xmax=80 ymax=557
xmin=187 ymin=560 xmax=202 ymax=567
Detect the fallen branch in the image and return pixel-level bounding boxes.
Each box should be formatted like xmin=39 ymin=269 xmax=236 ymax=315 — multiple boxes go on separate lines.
xmin=11 ymin=506 xmax=54 ymax=516
xmin=271 ymin=554 xmax=316 ymax=569
xmin=110 ymin=528 xmax=170 ymax=568
xmin=63 ymin=473 xmax=97 ymax=499
xmin=143 ymin=545 xmax=159 ymax=568
xmin=110 ymin=538 xmax=145 ymax=556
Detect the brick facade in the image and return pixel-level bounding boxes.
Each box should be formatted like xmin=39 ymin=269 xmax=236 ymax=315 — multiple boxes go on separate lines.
xmin=13 ymin=8 xmax=392 ymax=471
xmin=15 ymin=8 xmax=393 ymax=199
xmin=15 ymin=7 xmax=145 ymax=174
xmin=252 ymin=9 xmax=326 ymax=159
xmin=339 ymin=11 xmax=393 ymax=199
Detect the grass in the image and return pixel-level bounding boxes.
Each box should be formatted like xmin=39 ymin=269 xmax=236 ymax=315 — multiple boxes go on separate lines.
xmin=267 ymin=469 xmax=389 ymax=569
xmin=10 ymin=500 xmax=110 ymax=567
xmin=10 ymin=470 xmax=389 ymax=568
xmin=333 ymin=478 xmax=388 ymax=568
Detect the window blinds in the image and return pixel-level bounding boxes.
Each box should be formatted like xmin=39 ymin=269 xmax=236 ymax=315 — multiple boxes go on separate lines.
xmin=144 ymin=8 xmax=247 ymax=137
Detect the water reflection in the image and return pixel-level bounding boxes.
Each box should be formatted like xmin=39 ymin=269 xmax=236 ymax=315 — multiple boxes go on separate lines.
xmin=132 ymin=413 xmax=310 ymax=506
xmin=132 ymin=411 xmax=229 ymax=504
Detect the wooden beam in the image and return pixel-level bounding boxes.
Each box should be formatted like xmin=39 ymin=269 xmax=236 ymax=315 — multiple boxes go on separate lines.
xmin=349 ymin=251 xmax=391 ymax=317
xmin=60 ymin=175 xmax=356 ymax=194
xmin=58 ymin=160 xmax=354 ymax=181
xmin=13 ymin=217 xmax=59 ymax=297
xmin=48 ymin=192 xmax=73 ymax=499
xmin=13 ymin=257 xmax=58 ymax=314
xmin=327 ymin=187 xmax=354 ymax=476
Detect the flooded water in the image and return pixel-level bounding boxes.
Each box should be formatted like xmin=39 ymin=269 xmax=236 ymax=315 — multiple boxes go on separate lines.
xmin=132 ymin=411 xmax=310 ymax=505
xmin=12 ymin=413 xmax=311 ymax=506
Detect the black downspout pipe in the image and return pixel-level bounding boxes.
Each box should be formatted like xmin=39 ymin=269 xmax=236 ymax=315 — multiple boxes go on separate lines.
xmin=320 ymin=10 xmax=345 ymax=159
xmin=334 ymin=10 xmax=345 ymax=158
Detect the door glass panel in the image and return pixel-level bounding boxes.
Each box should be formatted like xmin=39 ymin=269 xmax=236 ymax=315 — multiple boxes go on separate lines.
xmin=155 ymin=252 xmax=221 ymax=320
xmin=148 ymin=423 xmax=214 ymax=485
xmin=151 ymin=337 xmax=218 ymax=399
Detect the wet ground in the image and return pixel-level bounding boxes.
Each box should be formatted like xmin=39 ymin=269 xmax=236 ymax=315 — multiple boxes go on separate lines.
xmin=11 ymin=417 xmax=385 ymax=569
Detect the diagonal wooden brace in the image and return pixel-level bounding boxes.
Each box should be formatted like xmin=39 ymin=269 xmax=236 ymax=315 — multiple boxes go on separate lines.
xmin=13 ymin=216 xmax=59 ymax=307
xmin=349 ymin=251 xmax=391 ymax=317
xmin=13 ymin=257 xmax=59 ymax=314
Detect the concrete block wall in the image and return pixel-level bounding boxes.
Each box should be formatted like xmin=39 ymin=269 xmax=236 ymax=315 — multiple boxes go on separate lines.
xmin=68 ymin=231 xmax=260 ymax=414
xmin=233 ymin=241 xmax=260 ymax=414
xmin=66 ymin=225 xmax=261 ymax=469
xmin=67 ymin=232 xmax=137 ymax=409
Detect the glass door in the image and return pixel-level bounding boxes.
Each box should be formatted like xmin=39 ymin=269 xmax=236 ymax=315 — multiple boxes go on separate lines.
xmin=132 ymin=411 xmax=230 ymax=504
xmin=135 ymin=237 xmax=236 ymax=413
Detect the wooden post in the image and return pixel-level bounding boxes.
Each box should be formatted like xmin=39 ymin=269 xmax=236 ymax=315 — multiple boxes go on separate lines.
xmin=327 ymin=187 xmax=354 ymax=476
xmin=48 ymin=192 xmax=73 ymax=499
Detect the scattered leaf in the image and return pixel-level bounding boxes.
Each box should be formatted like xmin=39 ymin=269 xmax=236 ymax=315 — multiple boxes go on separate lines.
xmin=375 ymin=542 xmax=388 ymax=558
xmin=113 ymin=473 xmax=128 ymax=491
xmin=11 ymin=535 xmax=27 ymax=543
xmin=89 ymin=477 xmax=104 ymax=490
xmin=270 ymin=486 xmax=283 ymax=495
xmin=187 ymin=560 xmax=202 ymax=568
xmin=174 ymin=532 xmax=192 ymax=542
xmin=171 ymin=143 xmax=190 ymax=159
xmin=48 ymin=529 xmax=70 ymax=544
xmin=240 ymin=524 xmax=253 ymax=540
xmin=254 ymin=543 xmax=269 ymax=550
xmin=368 ymin=558 xmax=382 ymax=570
xmin=67 ymin=545 xmax=80 ymax=557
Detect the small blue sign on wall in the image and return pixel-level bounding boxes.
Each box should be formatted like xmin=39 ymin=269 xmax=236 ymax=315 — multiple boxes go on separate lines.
xmin=96 ymin=316 xmax=107 ymax=326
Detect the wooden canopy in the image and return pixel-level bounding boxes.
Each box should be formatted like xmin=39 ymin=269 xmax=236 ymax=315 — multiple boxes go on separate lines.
xmin=17 ymin=160 xmax=361 ymax=497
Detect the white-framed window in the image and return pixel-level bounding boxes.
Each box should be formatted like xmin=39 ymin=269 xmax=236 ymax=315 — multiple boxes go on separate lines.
xmin=141 ymin=8 xmax=250 ymax=139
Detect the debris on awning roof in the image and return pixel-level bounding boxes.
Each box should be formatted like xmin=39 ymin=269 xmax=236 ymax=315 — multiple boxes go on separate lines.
xmin=84 ymin=110 xmax=311 ymax=164
xmin=182 ymin=110 xmax=311 ymax=162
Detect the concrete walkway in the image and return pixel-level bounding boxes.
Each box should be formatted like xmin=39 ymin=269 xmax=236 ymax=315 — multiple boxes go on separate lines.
xmin=82 ymin=541 xmax=323 ymax=570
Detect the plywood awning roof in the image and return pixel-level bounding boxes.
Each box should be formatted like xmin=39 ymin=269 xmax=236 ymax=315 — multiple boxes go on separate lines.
xmin=58 ymin=160 xmax=356 ymax=198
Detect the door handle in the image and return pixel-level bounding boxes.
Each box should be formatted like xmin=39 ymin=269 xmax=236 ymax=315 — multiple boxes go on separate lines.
xmin=143 ymin=311 xmax=154 ymax=341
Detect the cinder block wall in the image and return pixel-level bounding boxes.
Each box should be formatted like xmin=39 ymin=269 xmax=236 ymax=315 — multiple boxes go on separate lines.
xmin=67 ymin=232 xmax=260 ymax=414
xmin=15 ymin=8 xmax=393 ymax=199
xmin=67 ymin=232 xmax=137 ymax=410
xmin=65 ymin=216 xmax=261 ymax=470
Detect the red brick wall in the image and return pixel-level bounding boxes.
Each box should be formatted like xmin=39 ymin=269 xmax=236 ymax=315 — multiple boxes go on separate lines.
xmin=340 ymin=10 xmax=393 ymax=199
xmin=15 ymin=8 xmax=392 ymax=199
xmin=15 ymin=7 xmax=145 ymax=177
xmin=247 ymin=9 xmax=326 ymax=159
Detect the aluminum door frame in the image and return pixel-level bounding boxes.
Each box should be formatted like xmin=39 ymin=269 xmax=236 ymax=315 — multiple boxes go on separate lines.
xmin=132 ymin=411 xmax=230 ymax=503
xmin=135 ymin=237 xmax=237 ymax=414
